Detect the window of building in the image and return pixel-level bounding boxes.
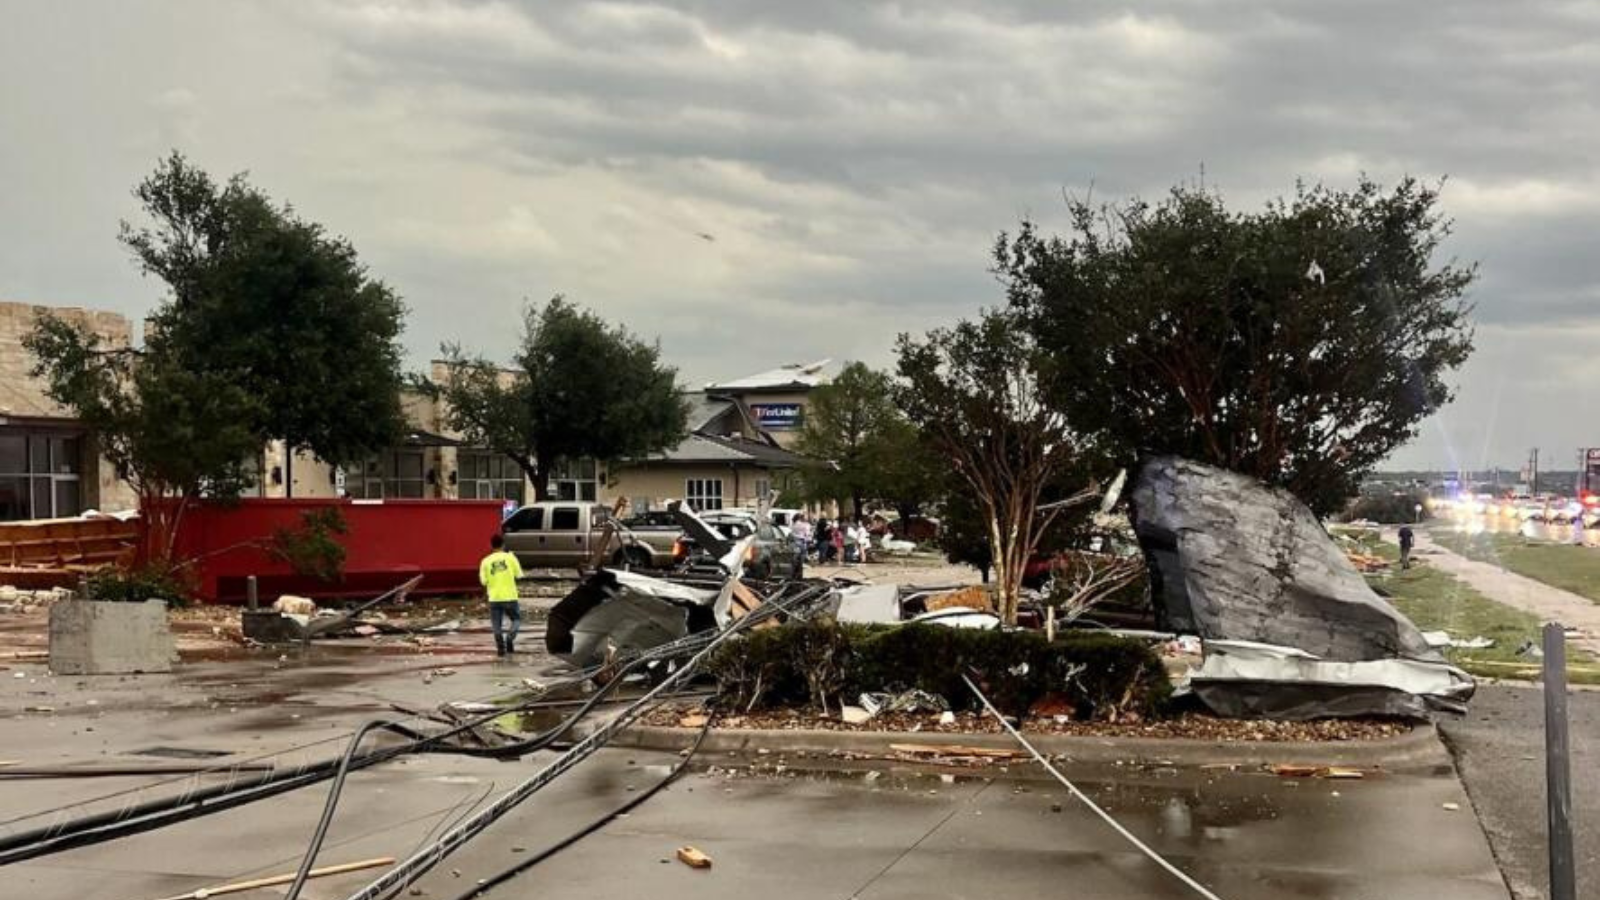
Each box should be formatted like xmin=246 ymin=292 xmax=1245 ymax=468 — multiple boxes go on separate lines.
xmin=457 ymin=451 xmax=525 ymax=503
xmin=753 ymin=477 xmax=772 ymax=504
xmin=548 ymin=457 xmax=599 ymax=502
xmin=342 ymin=449 xmax=428 ymax=499
xmin=685 ymin=478 xmax=724 ymax=512
xmin=0 ymin=430 xmax=84 ymax=522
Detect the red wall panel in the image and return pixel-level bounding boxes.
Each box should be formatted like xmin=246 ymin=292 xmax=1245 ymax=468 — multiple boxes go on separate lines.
xmin=166 ymin=498 xmax=505 ymax=603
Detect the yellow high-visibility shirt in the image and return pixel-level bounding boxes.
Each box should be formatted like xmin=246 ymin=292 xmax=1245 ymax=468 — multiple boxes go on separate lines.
xmin=479 ymin=550 xmax=523 ymax=602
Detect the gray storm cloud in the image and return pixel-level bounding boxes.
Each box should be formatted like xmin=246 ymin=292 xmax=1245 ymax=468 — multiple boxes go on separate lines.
xmin=2 ymin=0 xmax=1597 ymax=470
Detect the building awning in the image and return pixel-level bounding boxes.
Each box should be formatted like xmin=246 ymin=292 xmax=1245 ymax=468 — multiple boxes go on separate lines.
xmin=401 ymin=428 xmax=465 ymax=448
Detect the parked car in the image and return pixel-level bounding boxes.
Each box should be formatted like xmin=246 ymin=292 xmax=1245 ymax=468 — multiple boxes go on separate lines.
xmin=501 ymin=502 xmax=656 ymax=571
xmin=678 ymin=509 xmax=796 ymax=579
xmin=615 ymin=510 xmax=686 ymax=568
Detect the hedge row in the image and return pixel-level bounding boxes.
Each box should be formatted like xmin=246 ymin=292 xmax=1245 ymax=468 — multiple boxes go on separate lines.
xmin=704 ymin=621 xmax=1171 ymax=721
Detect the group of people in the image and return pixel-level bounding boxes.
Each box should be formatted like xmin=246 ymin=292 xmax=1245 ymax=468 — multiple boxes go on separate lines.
xmin=786 ymin=513 xmax=872 ymax=577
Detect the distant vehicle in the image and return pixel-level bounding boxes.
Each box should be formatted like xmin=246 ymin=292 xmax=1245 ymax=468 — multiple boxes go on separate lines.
xmin=501 ymin=502 xmax=655 ymax=571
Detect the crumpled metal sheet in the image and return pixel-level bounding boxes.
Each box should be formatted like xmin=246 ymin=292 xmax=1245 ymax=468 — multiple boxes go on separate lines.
xmin=1131 ymin=456 xmax=1440 ymax=662
xmin=545 ymin=569 xmax=719 ymax=667
xmin=1130 ymin=456 xmax=1475 ymax=718
xmin=543 ymin=539 xmax=754 ymax=667
xmin=1189 ymin=639 xmax=1475 ymax=719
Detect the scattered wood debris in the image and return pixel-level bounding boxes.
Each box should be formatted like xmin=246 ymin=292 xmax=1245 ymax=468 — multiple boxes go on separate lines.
xmin=639 ymin=705 xmax=1413 ymax=743
xmin=676 ymin=846 xmax=713 ymax=869
xmin=1269 ymin=764 xmax=1366 ymax=779
xmin=889 ymin=743 xmax=1026 ymax=760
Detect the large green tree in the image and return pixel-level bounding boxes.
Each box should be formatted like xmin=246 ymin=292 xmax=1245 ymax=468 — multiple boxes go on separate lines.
xmin=998 ymin=178 xmax=1475 ymax=515
xmin=25 ymin=315 xmax=262 ymax=564
xmin=794 ymin=362 xmax=895 ymax=515
xmin=433 ymin=297 xmax=688 ymax=499
xmin=897 ymin=310 xmax=1097 ymax=624
xmin=122 ymin=153 xmax=407 ymax=484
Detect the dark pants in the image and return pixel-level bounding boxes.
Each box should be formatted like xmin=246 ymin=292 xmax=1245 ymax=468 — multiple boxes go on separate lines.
xmin=1400 ymin=545 xmax=1412 ymax=569
xmin=490 ymin=601 xmax=521 ymax=653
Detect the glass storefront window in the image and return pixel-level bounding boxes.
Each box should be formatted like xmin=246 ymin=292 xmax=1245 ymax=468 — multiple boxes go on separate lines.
xmin=0 ymin=429 xmax=85 ymax=521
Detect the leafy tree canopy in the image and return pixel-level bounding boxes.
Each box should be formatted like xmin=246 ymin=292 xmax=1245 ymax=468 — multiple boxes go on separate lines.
xmin=433 ymin=297 xmax=688 ymax=498
xmin=897 ymin=310 xmax=1098 ymax=624
xmin=998 ymin=177 xmax=1475 ymax=515
xmin=124 ymin=152 xmax=407 ymax=467
xmin=25 ymin=314 xmax=262 ymax=562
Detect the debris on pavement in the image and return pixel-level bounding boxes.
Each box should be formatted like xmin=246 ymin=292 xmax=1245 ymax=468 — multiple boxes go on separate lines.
xmin=676 ymin=846 xmax=713 ymax=869
xmin=889 ymin=743 xmax=1028 ymax=760
xmin=271 ymin=595 xmax=318 ymax=616
xmin=1268 ymin=764 xmax=1366 ymax=779
xmin=859 ymin=689 xmax=950 ymax=718
xmin=144 ymin=856 xmax=396 ymax=900
xmin=1421 ymin=631 xmax=1495 ymax=650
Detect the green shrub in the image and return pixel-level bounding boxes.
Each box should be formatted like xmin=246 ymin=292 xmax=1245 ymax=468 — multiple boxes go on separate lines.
xmin=269 ymin=508 xmax=349 ymax=582
xmin=705 ymin=620 xmax=1170 ymax=721
xmin=85 ymin=565 xmax=192 ymax=605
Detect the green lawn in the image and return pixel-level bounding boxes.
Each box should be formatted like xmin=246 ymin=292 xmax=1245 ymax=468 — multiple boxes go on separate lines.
xmin=1331 ymin=526 xmax=1600 ymax=683
xmin=1428 ymin=528 xmax=1600 ymax=604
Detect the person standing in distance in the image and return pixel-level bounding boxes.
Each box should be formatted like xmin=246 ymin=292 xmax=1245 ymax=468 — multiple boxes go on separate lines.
xmin=480 ymin=533 xmax=524 ymax=657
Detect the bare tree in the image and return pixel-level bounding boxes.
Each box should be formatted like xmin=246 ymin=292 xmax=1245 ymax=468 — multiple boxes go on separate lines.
xmin=896 ymin=310 xmax=1096 ymax=624
xmin=1047 ymin=551 xmax=1146 ymax=627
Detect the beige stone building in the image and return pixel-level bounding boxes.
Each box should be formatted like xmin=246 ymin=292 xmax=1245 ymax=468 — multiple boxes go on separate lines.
xmin=0 ymin=300 xmax=139 ymax=521
xmin=606 ymin=362 xmax=831 ymax=512
xmin=1 ymin=299 xmax=826 ymax=520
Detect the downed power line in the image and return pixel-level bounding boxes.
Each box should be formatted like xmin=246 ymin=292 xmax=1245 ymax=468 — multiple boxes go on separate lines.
xmin=961 ymin=674 xmax=1227 ymax=900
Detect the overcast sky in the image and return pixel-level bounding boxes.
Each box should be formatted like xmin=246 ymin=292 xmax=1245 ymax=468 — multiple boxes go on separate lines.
xmin=3 ymin=1 xmax=1597 ymax=472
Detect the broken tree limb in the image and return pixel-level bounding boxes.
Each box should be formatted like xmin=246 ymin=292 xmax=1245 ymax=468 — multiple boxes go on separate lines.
xmin=144 ymin=857 xmax=397 ymax=900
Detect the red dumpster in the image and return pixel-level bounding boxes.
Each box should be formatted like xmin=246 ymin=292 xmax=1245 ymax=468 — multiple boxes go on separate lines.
xmin=165 ymin=498 xmax=505 ymax=603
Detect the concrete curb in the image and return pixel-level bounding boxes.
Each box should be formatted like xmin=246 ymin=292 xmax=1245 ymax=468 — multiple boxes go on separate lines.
xmin=614 ymin=720 xmax=1448 ymax=768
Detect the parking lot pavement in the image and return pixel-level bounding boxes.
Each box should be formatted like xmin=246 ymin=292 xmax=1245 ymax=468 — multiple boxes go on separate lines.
xmin=1440 ymin=682 xmax=1600 ymax=900
xmin=1 ymin=622 xmax=1509 ymax=900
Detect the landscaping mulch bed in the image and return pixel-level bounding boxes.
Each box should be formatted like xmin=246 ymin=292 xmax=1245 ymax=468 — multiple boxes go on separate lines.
xmin=641 ymin=704 xmax=1413 ymax=743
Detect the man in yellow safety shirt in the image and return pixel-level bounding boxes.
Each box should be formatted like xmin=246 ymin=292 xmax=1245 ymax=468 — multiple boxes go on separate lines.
xmin=479 ymin=533 xmax=524 ymax=657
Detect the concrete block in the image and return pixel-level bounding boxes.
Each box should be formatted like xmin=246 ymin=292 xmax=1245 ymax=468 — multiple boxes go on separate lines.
xmin=49 ymin=600 xmax=177 ymax=675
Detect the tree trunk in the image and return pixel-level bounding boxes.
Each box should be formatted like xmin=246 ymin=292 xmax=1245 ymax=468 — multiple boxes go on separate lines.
xmin=507 ymin=454 xmax=543 ymax=502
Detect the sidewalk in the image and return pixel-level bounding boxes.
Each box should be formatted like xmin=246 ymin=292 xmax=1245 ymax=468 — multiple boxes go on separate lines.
xmin=1390 ymin=529 xmax=1600 ymax=655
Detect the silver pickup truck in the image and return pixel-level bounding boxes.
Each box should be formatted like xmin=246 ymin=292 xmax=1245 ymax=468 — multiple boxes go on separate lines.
xmin=501 ymin=502 xmax=679 ymax=571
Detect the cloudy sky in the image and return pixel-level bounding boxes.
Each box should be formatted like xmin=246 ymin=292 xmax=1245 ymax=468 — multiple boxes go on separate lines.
xmin=3 ymin=1 xmax=1597 ymax=472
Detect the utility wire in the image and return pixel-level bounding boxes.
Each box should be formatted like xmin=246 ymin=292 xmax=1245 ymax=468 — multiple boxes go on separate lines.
xmin=445 ymin=711 xmax=716 ymax=900
xmin=961 ymin=674 xmax=1226 ymax=900
xmin=340 ymin=582 xmax=834 ymax=900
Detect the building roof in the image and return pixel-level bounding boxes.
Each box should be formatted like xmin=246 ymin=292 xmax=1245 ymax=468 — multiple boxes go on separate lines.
xmin=684 ymin=393 xmax=737 ymax=432
xmin=705 ymin=359 xmax=831 ymax=393
xmin=646 ymin=432 xmax=808 ymax=467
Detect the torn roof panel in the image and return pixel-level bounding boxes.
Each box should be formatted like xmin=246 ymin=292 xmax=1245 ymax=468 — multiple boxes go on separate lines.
xmin=705 ymin=359 xmax=831 ymax=392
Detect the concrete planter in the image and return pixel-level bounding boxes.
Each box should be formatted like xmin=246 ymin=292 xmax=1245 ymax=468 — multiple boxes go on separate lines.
xmin=49 ymin=599 xmax=178 ymax=675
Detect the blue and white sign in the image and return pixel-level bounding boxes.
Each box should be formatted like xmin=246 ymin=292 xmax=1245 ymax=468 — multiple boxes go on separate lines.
xmin=750 ymin=402 xmax=803 ymax=429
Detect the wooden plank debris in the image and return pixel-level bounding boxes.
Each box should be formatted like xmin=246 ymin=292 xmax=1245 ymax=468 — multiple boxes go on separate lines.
xmin=676 ymin=846 xmax=713 ymax=869
xmin=143 ymin=856 xmax=396 ymax=900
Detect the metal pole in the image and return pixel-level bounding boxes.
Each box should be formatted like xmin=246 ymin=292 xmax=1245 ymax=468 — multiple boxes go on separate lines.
xmin=1543 ymin=621 xmax=1576 ymax=900
xmin=246 ymin=576 xmax=259 ymax=611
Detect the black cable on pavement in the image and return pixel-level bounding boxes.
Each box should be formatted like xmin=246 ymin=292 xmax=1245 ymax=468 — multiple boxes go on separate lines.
xmin=445 ymin=711 xmax=717 ymax=900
